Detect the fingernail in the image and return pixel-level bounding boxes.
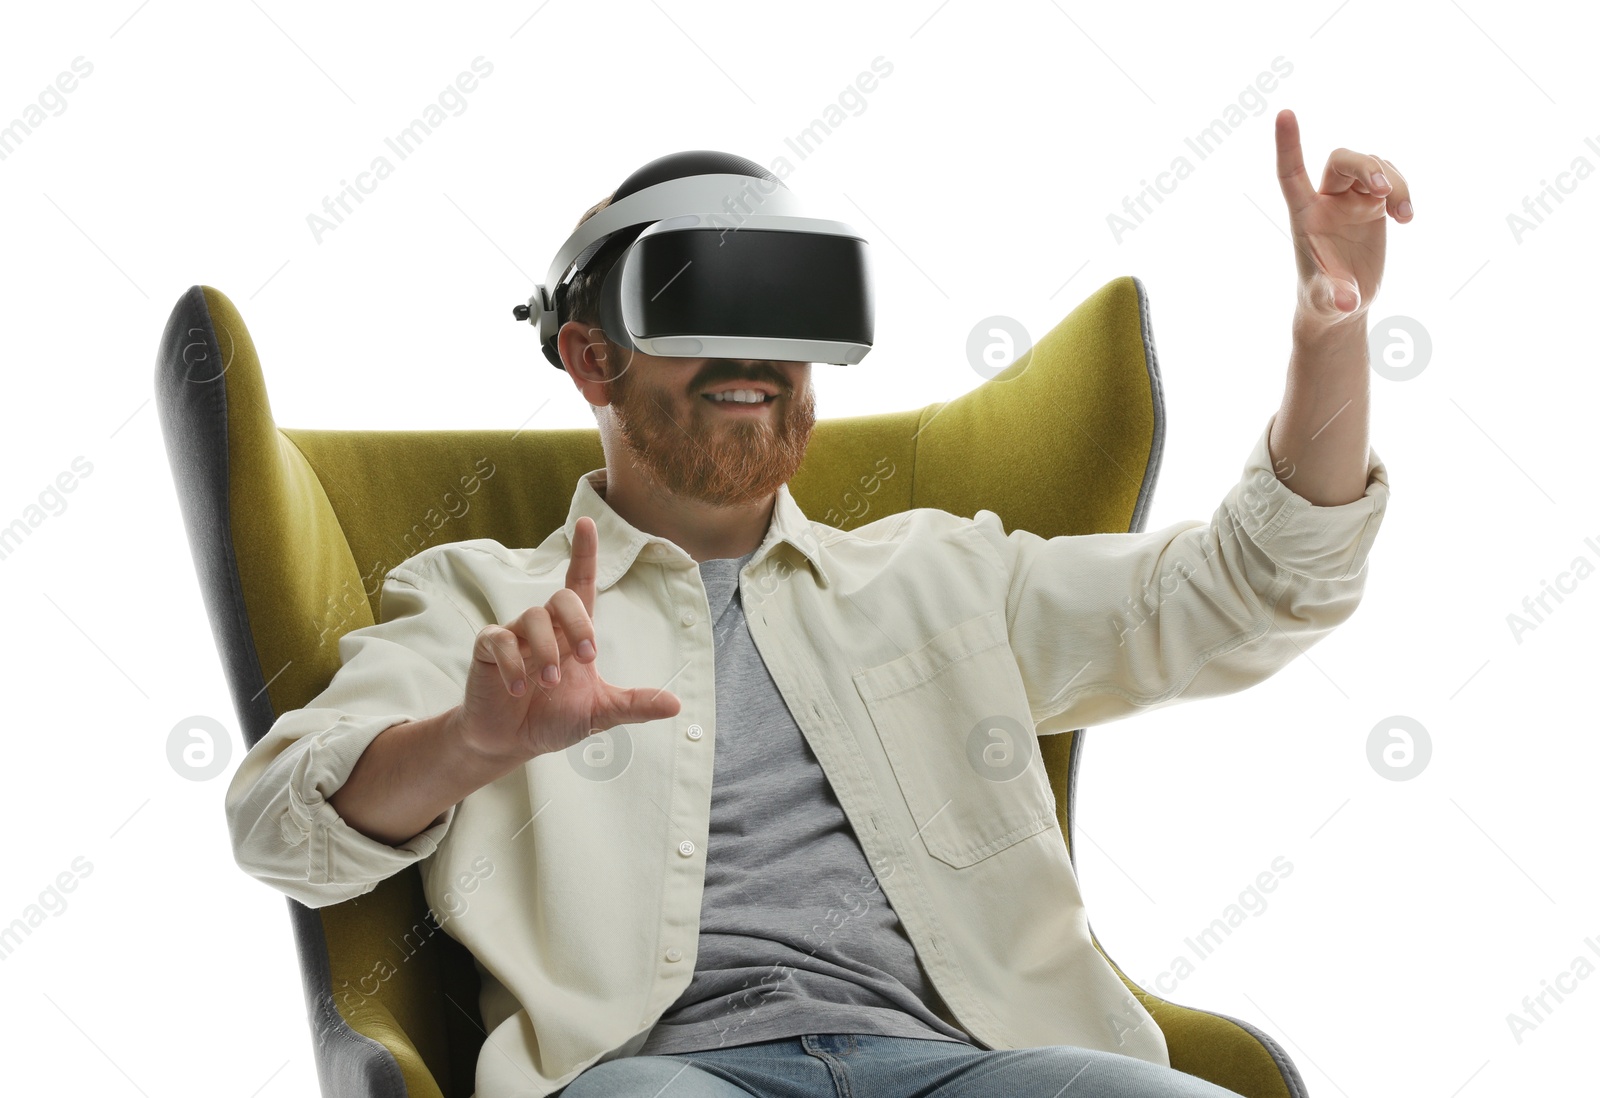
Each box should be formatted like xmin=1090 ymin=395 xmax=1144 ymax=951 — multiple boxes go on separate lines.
xmin=578 ymin=640 xmax=596 ymax=659
xmin=1397 ymin=199 xmax=1412 ymax=217
xmin=512 ymin=678 xmax=526 ymax=695
xmin=543 ymin=664 xmax=559 ymax=683
xmin=1372 ymin=171 xmax=1389 ymax=189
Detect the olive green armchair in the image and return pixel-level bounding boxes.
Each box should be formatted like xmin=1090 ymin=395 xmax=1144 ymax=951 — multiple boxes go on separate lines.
xmin=155 ymin=276 xmax=1306 ymax=1097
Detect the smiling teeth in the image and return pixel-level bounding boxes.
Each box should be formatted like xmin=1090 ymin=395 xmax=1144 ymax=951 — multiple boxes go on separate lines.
xmin=708 ymin=390 xmax=768 ymax=403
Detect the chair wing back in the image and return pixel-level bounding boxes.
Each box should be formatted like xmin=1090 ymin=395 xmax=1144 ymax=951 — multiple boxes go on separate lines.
xmin=157 ymin=277 xmax=1302 ymax=1098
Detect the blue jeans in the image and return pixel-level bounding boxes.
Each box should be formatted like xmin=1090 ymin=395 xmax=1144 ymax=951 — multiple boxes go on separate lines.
xmin=552 ymin=1033 xmax=1243 ymax=1097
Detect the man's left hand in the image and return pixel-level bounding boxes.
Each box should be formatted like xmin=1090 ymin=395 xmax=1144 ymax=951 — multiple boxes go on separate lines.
xmin=1274 ymin=108 xmax=1413 ymax=331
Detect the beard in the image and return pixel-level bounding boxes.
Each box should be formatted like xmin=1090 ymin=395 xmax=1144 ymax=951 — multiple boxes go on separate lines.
xmin=605 ymin=348 xmax=817 ymax=509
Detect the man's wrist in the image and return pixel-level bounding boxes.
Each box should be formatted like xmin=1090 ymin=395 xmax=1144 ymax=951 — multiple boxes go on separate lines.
xmin=443 ymin=705 xmax=532 ymax=782
xmin=1292 ymin=304 xmax=1370 ymax=352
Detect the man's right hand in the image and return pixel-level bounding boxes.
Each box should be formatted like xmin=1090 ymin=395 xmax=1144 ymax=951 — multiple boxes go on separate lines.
xmin=455 ymin=515 xmax=683 ymax=763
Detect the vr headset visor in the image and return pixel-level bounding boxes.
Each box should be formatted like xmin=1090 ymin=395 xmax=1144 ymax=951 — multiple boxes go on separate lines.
xmin=516 ymin=169 xmax=874 ymax=370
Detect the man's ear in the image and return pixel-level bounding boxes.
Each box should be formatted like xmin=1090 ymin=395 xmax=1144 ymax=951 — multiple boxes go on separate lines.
xmin=558 ymin=321 xmax=616 ymax=407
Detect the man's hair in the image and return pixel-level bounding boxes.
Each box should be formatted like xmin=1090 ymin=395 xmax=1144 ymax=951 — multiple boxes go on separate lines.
xmin=563 ymin=194 xmax=641 ymax=420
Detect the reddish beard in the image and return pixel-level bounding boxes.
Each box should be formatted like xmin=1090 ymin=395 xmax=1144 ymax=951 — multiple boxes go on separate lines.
xmin=606 ymin=360 xmax=816 ymax=508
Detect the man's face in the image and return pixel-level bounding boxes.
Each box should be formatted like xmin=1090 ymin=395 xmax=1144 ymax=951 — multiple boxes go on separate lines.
xmin=583 ymin=327 xmax=817 ymax=508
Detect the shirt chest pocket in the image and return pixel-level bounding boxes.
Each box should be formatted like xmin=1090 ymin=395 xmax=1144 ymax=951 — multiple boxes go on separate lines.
xmin=852 ymin=610 xmax=1057 ymax=869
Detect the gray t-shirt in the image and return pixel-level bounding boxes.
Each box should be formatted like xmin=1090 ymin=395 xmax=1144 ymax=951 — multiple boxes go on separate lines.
xmin=636 ymin=550 xmax=977 ymax=1055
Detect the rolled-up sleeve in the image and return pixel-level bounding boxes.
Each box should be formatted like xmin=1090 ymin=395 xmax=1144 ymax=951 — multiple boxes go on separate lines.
xmin=970 ymin=410 xmax=1390 ymax=736
xmin=223 ymin=556 xmax=481 ymax=909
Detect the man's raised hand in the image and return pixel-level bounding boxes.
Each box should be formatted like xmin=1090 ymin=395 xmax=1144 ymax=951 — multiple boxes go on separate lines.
xmin=455 ymin=515 xmax=682 ymax=763
xmin=1274 ymin=107 xmax=1413 ymax=328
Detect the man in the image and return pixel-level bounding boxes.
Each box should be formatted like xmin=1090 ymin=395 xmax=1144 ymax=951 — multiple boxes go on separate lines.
xmin=226 ymin=116 xmax=1403 ymax=1097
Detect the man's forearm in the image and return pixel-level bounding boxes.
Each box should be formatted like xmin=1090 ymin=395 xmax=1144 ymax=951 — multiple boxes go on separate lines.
xmin=328 ymin=707 xmax=515 ymax=848
xmin=1268 ymin=315 xmax=1373 ymax=507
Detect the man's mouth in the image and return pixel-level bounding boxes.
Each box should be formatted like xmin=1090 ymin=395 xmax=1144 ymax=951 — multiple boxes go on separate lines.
xmin=702 ymin=393 xmax=777 ymax=410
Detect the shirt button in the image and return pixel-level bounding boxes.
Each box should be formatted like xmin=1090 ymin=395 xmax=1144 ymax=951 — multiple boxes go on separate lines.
xmin=665 ymin=948 xmax=683 ymax=962
xmin=678 ymin=840 xmax=696 ymax=857
xmin=686 ymin=724 xmax=703 ymax=740
xmin=680 ymin=609 xmax=697 ymax=626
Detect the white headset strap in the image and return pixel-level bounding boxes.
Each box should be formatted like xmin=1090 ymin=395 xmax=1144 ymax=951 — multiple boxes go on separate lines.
xmin=542 ymin=173 xmax=810 ymax=291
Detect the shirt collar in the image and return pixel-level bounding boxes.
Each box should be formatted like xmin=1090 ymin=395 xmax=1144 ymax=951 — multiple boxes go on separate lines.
xmin=561 ymin=468 xmax=831 ymax=591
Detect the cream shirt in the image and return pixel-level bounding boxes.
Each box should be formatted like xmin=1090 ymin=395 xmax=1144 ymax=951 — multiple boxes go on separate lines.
xmin=225 ymin=410 xmax=1389 ymax=1098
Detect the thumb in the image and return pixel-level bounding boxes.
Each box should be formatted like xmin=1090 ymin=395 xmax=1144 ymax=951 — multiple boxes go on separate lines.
xmin=1311 ymin=270 xmax=1360 ymax=315
xmin=597 ymin=683 xmax=682 ymax=728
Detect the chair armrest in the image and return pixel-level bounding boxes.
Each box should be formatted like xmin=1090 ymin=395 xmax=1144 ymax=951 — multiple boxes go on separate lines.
xmin=288 ymin=896 xmax=449 ymax=1098
xmin=1135 ymin=987 xmax=1307 ymax=1098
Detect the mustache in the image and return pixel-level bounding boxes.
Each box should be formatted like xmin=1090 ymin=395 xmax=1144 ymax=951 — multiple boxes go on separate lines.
xmin=694 ymin=370 xmax=788 ymax=394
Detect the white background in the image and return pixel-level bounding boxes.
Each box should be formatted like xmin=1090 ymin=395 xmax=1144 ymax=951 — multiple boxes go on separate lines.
xmin=2 ymin=1 xmax=1595 ymax=1095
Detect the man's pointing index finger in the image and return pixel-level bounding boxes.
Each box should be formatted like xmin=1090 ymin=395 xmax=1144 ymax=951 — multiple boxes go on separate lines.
xmin=567 ymin=514 xmax=598 ymax=617
xmin=1274 ymin=108 xmax=1316 ymax=215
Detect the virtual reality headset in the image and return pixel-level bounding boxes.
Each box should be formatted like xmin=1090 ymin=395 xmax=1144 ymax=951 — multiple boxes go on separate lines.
xmin=513 ymin=151 xmax=875 ymax=371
